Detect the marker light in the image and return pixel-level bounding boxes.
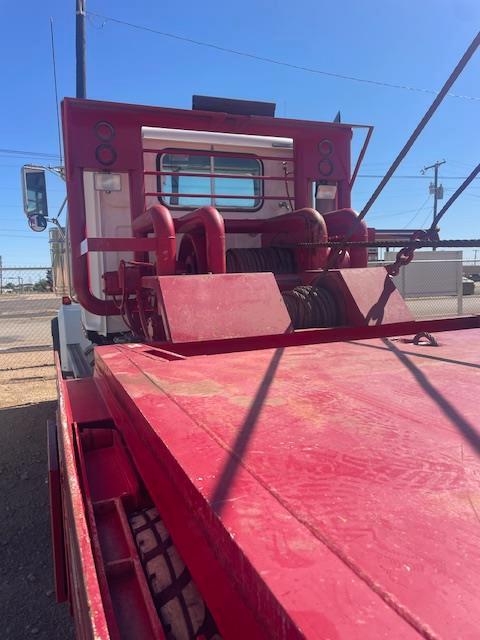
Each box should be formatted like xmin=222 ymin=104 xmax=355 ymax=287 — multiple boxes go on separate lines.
xmin=318 ymin=139 xmax=333 ymax=155
xmin=94 ymin=173 xmax=122 ymax=192
xmin=95 ymin=121 xmax=115 ymax=141
xmin=95 ymin=144 xmax=117 ymax=166
xmin=316 ymin=184 xmax=337 ymax=200
xmin=318 ymin=158 xmax=333 ymax=177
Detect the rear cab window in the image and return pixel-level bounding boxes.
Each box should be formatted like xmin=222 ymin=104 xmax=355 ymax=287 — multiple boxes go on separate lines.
xmin=156 ymin=151 xmax=262 ymax=210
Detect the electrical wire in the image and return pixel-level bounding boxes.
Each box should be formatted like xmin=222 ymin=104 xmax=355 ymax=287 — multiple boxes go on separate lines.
xmin=419 ymin=210 xmax=435 ymax=229
xmin=357 ymin=174 xmax=480 ymax=180
xmin=85 ymin=11 xmax=480 ymax=101
xmin=1 ymin=148 xmax=478 ymax=181
xmin=0 ymin=148 xmax=60 ymax=160
xmin=50 ymin=18 xmax=63 ymax=166
xmin=401 ymin=195 xmax=432 ymax=228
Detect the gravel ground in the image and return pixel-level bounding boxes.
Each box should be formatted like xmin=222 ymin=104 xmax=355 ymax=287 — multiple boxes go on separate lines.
xmin=0 ymin=294 xmax=73 ymax=638
xmin=0 ymin=387 xmax=74 ymax=639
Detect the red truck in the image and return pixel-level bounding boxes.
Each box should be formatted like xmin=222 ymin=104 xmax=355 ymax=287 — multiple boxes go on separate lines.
xmin=23 ymin=95 xmax=480 ymax=639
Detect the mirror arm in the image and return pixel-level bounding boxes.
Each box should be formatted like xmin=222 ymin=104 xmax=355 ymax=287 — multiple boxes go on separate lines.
xmin=24 ymin=163 xmax=65 ymax=181
xmin=48 ymin=218 xmax=66 ymax=241
xmin=46 ymin=196 xmax=68 ymax=240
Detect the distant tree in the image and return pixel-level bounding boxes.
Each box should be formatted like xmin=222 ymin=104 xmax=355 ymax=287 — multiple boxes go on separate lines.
xmin=4 ymin=282 xmax=15 ymax=289
xmin=33 ymin=278 xmax=49 ymax=292
xmin=46 ymin=268 xmax=53 ymax=292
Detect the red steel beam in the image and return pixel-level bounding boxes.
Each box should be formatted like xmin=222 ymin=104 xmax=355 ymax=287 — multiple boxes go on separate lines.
xmin=147 ymin=192 xmax=288 ymax=200
xmin=80 ymin=237 xmax=157 ymax=255
xmin=145 ymin=170 xmax=294 ymax=181
xmin=152 ymin=315 xmax=480 ymax=357
xmin=143 ymin=148 xmax=293 ymax=162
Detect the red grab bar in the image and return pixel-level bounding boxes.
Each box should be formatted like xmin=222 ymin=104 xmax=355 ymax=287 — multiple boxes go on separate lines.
xmin=132 ymin=204 xmax=176 ymax=275
xmin=174 ymin=206 xmax=226 ymax=274
xmin=323 ymin=208 xmax=369 ymax=267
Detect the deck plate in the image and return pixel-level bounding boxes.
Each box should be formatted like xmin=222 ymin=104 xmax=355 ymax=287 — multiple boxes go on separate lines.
xmin=95 ymin=329 xmax=480 ymax=639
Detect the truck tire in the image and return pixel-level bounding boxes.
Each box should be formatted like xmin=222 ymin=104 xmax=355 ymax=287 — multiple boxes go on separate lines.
xmin=129 ymin=507 xmax=221 ymax=640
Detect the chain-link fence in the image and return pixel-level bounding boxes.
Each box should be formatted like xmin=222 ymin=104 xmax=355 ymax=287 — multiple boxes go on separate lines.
xmin=373 ymin=252 xmax=480 ymax=319
xmin=0 ymin=268 xmax=61 ymax=384
xmin=1 ymin=256 xmax=479 ymax=384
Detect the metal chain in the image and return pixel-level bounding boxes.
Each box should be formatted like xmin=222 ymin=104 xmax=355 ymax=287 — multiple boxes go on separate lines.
xmin=286 ymin=238 xmax=480 ymax=249
xmin=413 ymin=332 xmax=439 ymax=347
xmin=385 ymin=229 xmax=428 ymax=276
xmin=281 ymin=235 xmax=480 ymax=276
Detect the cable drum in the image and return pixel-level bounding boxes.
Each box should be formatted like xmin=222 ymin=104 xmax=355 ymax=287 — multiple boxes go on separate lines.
xmin=225 ymin=247 xmax=342 ymax=329
xmin=282 ymin=285 xmax=341 ymax=329
xmin=226 ymin=247 xmax=295 ymax=274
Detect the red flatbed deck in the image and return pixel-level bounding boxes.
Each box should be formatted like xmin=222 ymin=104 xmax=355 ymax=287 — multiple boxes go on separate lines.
xmin=94 ymin=329 xmax=480 ymax=639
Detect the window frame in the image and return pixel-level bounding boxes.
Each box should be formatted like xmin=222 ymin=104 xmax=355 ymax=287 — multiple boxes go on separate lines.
xmin=155 ymin=149 xmax=264 ymax=212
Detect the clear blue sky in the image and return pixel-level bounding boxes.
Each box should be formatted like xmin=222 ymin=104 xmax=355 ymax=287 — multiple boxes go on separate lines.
xmin=1 ymin=0 xmax=479 ymax=265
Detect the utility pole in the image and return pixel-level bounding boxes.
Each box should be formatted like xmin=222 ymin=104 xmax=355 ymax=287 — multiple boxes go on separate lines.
xmin=0 ymin=256 xmax=2 ymax=295
xmin=421 ymin=160 xmax=446 ymax=250
xmin=76 ymin=0 xmax=86 ymax=98
xmin=422 ymin=160 xmax=446 ymax=226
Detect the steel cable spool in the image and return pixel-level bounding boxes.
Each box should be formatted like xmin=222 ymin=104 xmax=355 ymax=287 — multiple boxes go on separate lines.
xmin=226 ymin=247 xmax=295 ymax=274
xmin=282 ymin=285 xmax=340 ymax=329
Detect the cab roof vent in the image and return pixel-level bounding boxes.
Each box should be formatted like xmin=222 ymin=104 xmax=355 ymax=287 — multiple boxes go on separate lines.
xmin=192 ymin=95 xmax=276 ymax=117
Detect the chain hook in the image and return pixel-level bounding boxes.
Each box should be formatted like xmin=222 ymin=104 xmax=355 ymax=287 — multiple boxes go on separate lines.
xmin=386 ymin=229 xmax=428 ymax=276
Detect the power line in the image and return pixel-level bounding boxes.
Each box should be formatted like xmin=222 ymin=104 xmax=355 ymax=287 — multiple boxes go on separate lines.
xmin=50 ymin=18 xmax=63 ymax=165
xmin=0 ymin=148 xmax=61 ymax=160
xmin=356 ymin=174 xmax=480 ymax=180
xmin=86 ymin=11 xmax=480 ymax=101
xmin=369 ymin=202 xmax=432 ymax=220
xmin=0 ymin=148 xmax=477 ymax=181
xmin=419 ymin=210 xmax=434 ymax=229
xmin=0 ymin=234 xmax=47 ymax=239
xmin=402 ymin=195 xmax=432 ymax=228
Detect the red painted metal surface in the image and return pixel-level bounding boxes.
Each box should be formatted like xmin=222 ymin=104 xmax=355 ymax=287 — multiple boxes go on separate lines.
xmin=56 ymin=97 xmax=480 ymax=640
xmin=323 ymin=208 xmax=369 ymax=267
xmin=90 ymin=328 xmax=480 ymax=638
xmin=262 ymin=208 xmax=329 ymax=271
xmin=152 ymin=314 xmax=480 ymax=357
xmin=313 ymin=267 xmax=414 ymax=326
xmin=53 ymin=366 xmax=170 ymax=639
xmin=79 ymin=237 xmax=157 ymax=255
xmin=62 ymin=98 xmax=360 ymax=316
xmin=145 ymin=169 xmax=295 ymax=181
xmin=143 ymin=148 xmax=295 ymax=162
xmin=75 ymin=427 xmax=165 ymax=639
xmin=131 ymin=204 xmax=176 ymax=273
xmin=47 ymin=419 xmax=68 ymax=603
xmin=55 ymin=361 xmax=112 ymax=639
xmin=174 ymin=206 xmax=226 ymax=274
xmin=144 ymin=272 xmax=292 ymax=342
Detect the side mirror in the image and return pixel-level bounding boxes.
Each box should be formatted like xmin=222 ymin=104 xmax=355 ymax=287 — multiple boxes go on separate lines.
xmin=21 ymin=166 xmax=48 ymax=217
xmin=28 ymin=214 xmax=48 ymax=233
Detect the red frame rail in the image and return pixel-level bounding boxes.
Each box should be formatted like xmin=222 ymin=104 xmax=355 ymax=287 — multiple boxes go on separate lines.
xmin=150 ymin=315 xmax=480 ymax=357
